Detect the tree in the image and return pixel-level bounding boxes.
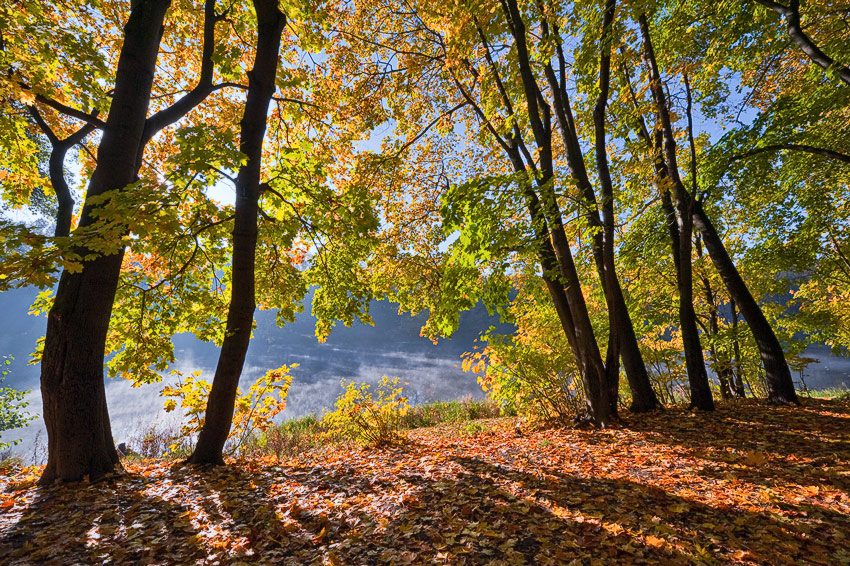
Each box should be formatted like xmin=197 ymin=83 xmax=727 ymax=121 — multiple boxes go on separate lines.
xmin=541 ymin=0 xmax=660 ymax=413
xmin=187 ymin=0 xmax=287 ymax=465
xmin=12 ymin=0 xmax=234 ymax=483
xmin=640 ymin=14 xmax=714 ymax=411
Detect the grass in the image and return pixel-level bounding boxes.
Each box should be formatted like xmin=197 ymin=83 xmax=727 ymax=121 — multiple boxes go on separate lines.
xmin=398 ymin=397 xmax=501 ymax=429
xmin=244 ymin=397 xmax=501 ymax=459
xmin=802 ymin=385 xmax=850 ymax=400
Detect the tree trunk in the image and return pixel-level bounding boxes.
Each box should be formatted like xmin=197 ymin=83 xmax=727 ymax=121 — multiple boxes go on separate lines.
xmin=593 ymin=0 xmax=660 ymax=413
xmin=187 ymin=0 xmax=286 ymax=465
xmin=640 ymin=14 xmax=714 ymax=411
xmin=39 ymin=0 xmax=172 ymax=484
xmin=730 ymin=299 xmax=746 ymax=397
xmin=502 ymin=0 xmax=612 ymax=425
xmin=696 ymin=237 xmax=734 ymax=399
xmin=691 ymin=200 xmax=799 ymax=404
xmin=542 ymin=5 xmax=659 ymax=413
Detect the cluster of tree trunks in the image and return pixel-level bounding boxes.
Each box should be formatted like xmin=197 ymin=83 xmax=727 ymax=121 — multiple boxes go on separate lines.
xmin=37 ymin=0 xmax=287 ymax=482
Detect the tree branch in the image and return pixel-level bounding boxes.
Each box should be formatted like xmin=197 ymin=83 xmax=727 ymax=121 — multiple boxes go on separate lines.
xmin=731 ymin=143 xmax=850 ymax=163
xmin=754 ymin=0 xmax=850 ymax=85
xmin=31 ymin=93 xmax=106 ymax=129
xmin=141 ymin=0 xmax=224 ymax=143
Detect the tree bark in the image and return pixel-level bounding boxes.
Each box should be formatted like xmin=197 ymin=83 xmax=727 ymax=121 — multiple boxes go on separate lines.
xmin=187 ymin=0 xmax=286 ymax=465
xmin=501 ymin=0 xmax=611 ymax=425
xmin=593 ymin=0 xmax=660 ymax=413
xmin=39 ymin=0 xmax=172 ymax=484
xmin=690 ymin=200 xmax=799 ymax=404
xmin=696 ymin=237 xmax=734 ymax=399
xmin=640 ymin=14 xmax=714 ymax=411
xmin=541 ymin=3 xmax=659 ymax=413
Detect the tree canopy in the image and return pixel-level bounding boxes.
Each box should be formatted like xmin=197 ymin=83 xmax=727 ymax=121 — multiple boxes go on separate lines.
xmin=0 ymin=0 xmax=848 ymax=483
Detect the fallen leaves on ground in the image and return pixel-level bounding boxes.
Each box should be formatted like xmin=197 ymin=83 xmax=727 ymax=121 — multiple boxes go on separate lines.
xmin=2 ymin=399 xmax=849 ymax=565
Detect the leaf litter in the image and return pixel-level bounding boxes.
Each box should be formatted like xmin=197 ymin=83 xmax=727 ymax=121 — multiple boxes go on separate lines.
xmin=1 ymin=399 xmax=849 ymax=565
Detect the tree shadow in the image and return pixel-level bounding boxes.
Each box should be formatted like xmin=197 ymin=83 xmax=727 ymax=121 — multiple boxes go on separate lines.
xmin=447 ymin=453 xmax=847 ymax=565
xmin=618 ymin=399 xmax=850 ymax=492
xmin=0 ymin=471 xmax=206 ymax=565
xmin=2 ymin=401 xmax=848 ymax=565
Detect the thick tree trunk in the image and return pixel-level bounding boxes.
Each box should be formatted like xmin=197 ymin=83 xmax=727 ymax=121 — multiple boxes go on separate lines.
xmin=691 ymin=200 xmax=799 ymax=404
xmin=187 ymin=0 xmax=286 ymax=465
xmin=640 ymin=14 xmax=714 ymax=411
xmin=39 ymin=0 xmax=172 ymax=484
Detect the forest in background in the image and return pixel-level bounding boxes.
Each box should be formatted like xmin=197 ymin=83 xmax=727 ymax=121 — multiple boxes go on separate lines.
xmin=0 ymin=0 xmax=848 ymax=486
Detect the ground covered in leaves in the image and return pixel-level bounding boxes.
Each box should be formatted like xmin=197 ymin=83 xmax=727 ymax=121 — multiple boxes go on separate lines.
xmin=2 ymin=399 xmax=849 ymax=565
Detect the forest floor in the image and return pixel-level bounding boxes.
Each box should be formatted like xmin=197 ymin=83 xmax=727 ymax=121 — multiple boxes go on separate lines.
xmin=1 ymin=399 xmax=849 ymax=565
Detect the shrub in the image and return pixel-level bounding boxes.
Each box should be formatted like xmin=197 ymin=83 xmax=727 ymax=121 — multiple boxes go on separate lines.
xmin=160 ymin=364 xmax=295 ymax=455
xmin=323 ymin=376 xmax=409 ymax=446
xmin=466 ymin=330 xmax=586 ymax=425
xmin=0 ymin=355 xmax=35 ymax=450
xmin=127 ymin=420 xmax=190 ymax=459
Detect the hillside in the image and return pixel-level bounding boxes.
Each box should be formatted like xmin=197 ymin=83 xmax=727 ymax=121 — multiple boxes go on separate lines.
xmin=2 ymin=399 xmax=849 ymax=565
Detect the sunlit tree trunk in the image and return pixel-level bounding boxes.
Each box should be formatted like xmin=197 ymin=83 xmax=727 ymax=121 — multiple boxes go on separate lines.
xmin=502 ymin=0 xmax=611 ymax=425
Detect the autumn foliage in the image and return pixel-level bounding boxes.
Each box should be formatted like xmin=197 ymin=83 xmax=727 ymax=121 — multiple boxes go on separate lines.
xmin=2 ymin=400 xmax=850 ymax=565
xmin=0 ymin=0 xmax=849 ymax=560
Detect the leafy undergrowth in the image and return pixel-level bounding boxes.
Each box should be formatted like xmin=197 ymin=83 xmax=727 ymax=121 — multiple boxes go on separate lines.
xmin=2 ymin=399 xmax=849 ymax=565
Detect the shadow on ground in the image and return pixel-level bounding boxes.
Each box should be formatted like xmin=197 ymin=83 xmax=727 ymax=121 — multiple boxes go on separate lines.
xmin=1 ymin=399 xmax=848 ymax=565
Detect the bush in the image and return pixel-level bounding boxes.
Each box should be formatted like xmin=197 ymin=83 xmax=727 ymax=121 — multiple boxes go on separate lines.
xmin=0 ymin=355 xmax=35 ymax=450
xmin=323 ymin=376 xmax=409 ymax=446
xmin=466 ymin=330 xmax=586 ymax=425
xmin=0 ymin=450 xmax=24 ymax=474
xmin=160 ymin=364 xmax=295 ymax=455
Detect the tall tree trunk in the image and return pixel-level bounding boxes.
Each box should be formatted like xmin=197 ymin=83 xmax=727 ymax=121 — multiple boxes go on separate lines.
xmin=696 ymin=237 xmax=734 ymax=399
xmin=187 ymin=0 xmax=286 ymax=465
xmin=623 ymin=47 xmax=787 ymax=404
xmin=640 ymin=14 xmax=714 ymax=411
xmin=502 ymin=0 xmax=611 ymax=425
xmin=690 ymin=200 xmax=798 ymax=404
xmin=38 ymin=0 xmax=172 ymax=484
xmin=730 ymin=299 xmax=746 ymax=397
xmin=593 ymin=0 xmax=659 ymax=413
xmin=541 ymin=5 xmax=659 ymax=413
